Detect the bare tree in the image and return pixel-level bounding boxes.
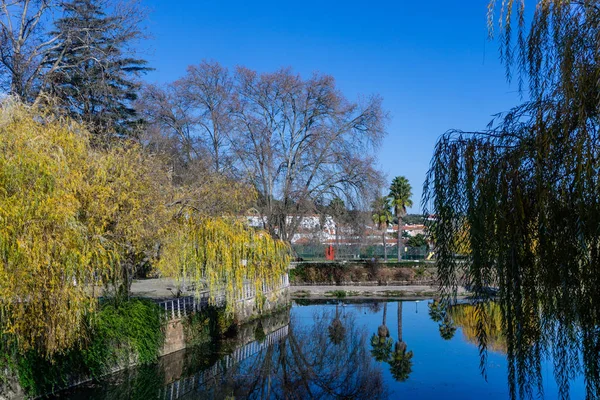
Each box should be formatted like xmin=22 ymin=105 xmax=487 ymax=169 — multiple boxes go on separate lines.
xmin=232 ymin=67 xmax=387 ymax=242
xmin=179 ymin=60 xmax=234 ymax=174
xmin=0 ymin=0 xmax=60 ymax=100
xmin=137 ymin=82 xmax=201 ymax=164
xmin=0 ymin=0 xmax=146 ymax=114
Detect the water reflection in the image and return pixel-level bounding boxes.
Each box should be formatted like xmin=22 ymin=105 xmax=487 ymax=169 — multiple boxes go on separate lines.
xmin=221 ymin=308 xmax=387 ymax=400
xmin=53 ymin=305 xmax=387 ymax=400
xmin=50 ymin=299 xmax=591 ymax=399
xmin=370 ymin=302 xmax=413 ymax=382
xmin=429 ymin=299 xmax=593 ymax=399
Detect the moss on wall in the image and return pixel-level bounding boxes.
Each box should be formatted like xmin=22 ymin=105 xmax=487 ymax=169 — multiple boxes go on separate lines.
xmin=5 ymin=298 xmax=165 ymax=398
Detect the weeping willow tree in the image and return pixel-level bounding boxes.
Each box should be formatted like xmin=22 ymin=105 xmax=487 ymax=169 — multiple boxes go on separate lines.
xmin=158 ymin=217 xmax=291 ymax=315
xmin=424 ymin=1 xmax=600 ymax=399
xmin=0 ymin=99 xmax=291 ymax=359
xmin=449 ymin=303 xmax=507 ymax=355
xmin=0 ymin=101 xmax=118 ymax=356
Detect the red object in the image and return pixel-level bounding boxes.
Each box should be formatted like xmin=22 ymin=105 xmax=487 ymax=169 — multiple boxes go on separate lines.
xmin=325 ymin=245 xmax=335 ymax=260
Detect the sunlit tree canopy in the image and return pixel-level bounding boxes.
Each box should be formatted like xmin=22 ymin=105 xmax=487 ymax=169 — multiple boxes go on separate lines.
xmin=0 ymin=100 xmax=291 ymax=357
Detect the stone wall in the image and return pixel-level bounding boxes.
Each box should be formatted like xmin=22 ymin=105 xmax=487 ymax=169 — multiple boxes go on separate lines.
xmin=0 ymin=369 xmax=23 ymax=400
xmin=233 ymin=287 xmax=290 ymax=322
xmin=0 ymin=274 xmax=291 ymax=399
xmin=161 ymin=319 xmax=186 ymax=357
xmin=159 ymin=285 xmax=290 ymax=357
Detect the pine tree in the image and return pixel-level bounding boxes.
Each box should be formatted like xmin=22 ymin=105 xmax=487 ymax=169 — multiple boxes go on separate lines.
xmin=45 ymin=0 xmax=150 ymax=143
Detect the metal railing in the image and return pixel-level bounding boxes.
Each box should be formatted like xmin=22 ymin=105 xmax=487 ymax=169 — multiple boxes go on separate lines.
xmin=292 ymin=244 xmax=431 ymax=261
xmin=157 ymin=274 xmax=290 ymax=321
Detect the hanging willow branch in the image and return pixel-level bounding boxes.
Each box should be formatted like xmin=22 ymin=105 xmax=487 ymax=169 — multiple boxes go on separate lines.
xmin=423 ymin=2 xmax=600 ymax=398
xmin=158 ymin=216 xmax=291 ymax=315
xmin=424 ymin=91 xmax=600 ymax=400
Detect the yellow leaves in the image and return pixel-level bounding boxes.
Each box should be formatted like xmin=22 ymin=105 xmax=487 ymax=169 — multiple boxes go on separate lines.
xmin=450 ymin=302 xmax=507 ymax=354
xmin=158 ymin=216 xmax=291 ymax=315
xmin=0 ymin=101 xmax=290 ymax=358
xmin=0 ymin=103 xmax=116 ymax=356
xmin=454 ymin=221 xmax=472 ymax=256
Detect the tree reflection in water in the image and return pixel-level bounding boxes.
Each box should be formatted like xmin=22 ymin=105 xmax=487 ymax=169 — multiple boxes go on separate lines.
xmin=370 ymin=301 xmax=413 ymax=382
xmin=429 ymin=298 xmax=592 ymax=399
xmin=205 ymin=307 xmax=388 ymax=399
xmin=328 ymin=303 xmax=346 ymax=345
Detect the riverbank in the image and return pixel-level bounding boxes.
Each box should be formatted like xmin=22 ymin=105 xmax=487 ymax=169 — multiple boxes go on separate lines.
xmin=290 ymin=284 xmax=468 ymax=300
xmin=0 ymin=277 xmax=290 ymax=399
xmin=289 ymin=261 xmax=438 ymax=287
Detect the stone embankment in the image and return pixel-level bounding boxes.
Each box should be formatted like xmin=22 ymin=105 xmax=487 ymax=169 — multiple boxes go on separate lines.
xmin=290 ymin=284 xmax=467 ymax=300
xmin=0 ymin=275 xmax=291 ymax=399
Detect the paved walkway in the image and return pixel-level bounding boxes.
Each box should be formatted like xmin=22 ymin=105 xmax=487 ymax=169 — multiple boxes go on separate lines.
xmin=290 ymin=284 xmax=467 ymax=300
xmin=128 ymin=278 xmax=467 ymax=300
xmin=130 ymin=278 xmax=199 ymax=299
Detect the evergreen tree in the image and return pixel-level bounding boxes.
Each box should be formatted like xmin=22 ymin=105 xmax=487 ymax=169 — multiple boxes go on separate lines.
xmin=45 ymin=0 xmax=149 ymax=143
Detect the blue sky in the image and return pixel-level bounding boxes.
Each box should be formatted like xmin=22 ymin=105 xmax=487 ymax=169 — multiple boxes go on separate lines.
xmin=140 ymin=0 xmax=522 ymax=212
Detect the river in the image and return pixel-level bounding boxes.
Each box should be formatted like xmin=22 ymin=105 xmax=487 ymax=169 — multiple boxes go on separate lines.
xmin=48 ymin=299 xmax=586 ymax=399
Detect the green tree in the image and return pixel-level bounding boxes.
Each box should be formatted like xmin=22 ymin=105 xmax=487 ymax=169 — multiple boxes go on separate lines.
xmin=45 ymin=0 xmax=149 ymax=142
xmin=389 ymin=176 xmax=413 ymax=261
xmin=406 ymin=233 xmax=427 ymax=248
xmin=389 ymin=341 xmax=413 ymax=382
xmin=438 ymin=316 xmax=456 ymax=341
xmin=369 ymin=333 xmax=392 ymax=363
xmin=371 ymin=196 xmax=392 ymax=261
xmin=370 ymin=302 xmax=392 ymax=362
xmin=389 ymin=301 xmax=413 ymax=381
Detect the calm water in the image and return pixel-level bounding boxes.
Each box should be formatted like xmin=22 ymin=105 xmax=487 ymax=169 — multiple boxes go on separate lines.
xmin=52 ymin=299 xmax=586 ymax=399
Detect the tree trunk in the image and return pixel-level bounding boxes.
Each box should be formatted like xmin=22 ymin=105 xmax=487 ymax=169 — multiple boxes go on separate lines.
xmin=335 ymin=222 xmax=339 ymax=260
xmin=382 ymin=230 xmax=387 ymax=261
xmin=378 ymin=302 xmax=390 ymax=338
xmin=383 ymin=302 xmax=388 ymax=326
xmin=398 ymin=211 xmax=404 ymax=261
xmin=398 ymin=301 xmax=403 ymax=342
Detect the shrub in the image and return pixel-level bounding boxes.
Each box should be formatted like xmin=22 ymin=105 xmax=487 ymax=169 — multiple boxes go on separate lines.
xmin=13 ymin=299 xmax=164 ymax=397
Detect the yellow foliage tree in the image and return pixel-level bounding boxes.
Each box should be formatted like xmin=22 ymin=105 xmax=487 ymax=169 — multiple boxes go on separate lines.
xmin=0 ymin=102 xmax=116 ymax=356
xmin=449 ymin=302 xmax=506 ymax=354
xmin=83 ymin=145 xmax=173 ymax=297
xmin=158 ymin=216 xmax=291 ymax=314
xmin=0 ymin=100 xmax=291 ymax=356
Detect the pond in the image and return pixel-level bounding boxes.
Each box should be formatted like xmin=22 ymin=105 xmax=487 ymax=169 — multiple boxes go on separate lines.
xmin=50 ymin=299 xmax=586 ymax=399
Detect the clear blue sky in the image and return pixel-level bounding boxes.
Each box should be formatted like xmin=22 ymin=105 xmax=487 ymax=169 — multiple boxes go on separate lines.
xmin=140 ymin=0 xmax=521 ymax=212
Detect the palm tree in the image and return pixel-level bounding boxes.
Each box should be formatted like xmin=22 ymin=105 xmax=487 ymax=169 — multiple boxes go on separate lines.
xmin=371 ymin=196 xmax=392 ymax=261
xmin=389 ymin=341 xmax=413 ymax=381
xmin=389 ymin=300 xmax=413 ymax=381
xmin=428 ymin=299 xmax=445 ymax=323
xmin=370 ymin=333 xmax=393 ymax=362
xmin=378 ymin=302 xmax=390 ymax=338
xmin=371 ymin=303 xmax=392 ymax=362
xmin=389 ymin=176 xmax=413 ymax=261
xmin=397 ymin=301 xmax=404 ymax=342
xmin=438 ymin=316 xmax=457 ymax=340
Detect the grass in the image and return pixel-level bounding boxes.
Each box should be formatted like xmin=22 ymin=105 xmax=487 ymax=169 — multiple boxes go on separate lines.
xmin=292 ymin=290 xmax=310 ymax=298
xmin=327 ymin=290 xmax=347 ymax=298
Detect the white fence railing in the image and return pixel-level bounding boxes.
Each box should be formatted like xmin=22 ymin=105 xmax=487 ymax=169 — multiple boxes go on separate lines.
xmin=157 ymin=273 xmax=289 ymax=321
